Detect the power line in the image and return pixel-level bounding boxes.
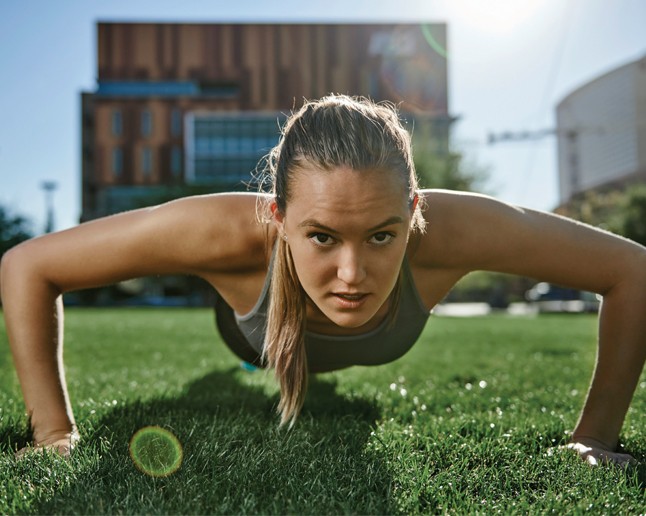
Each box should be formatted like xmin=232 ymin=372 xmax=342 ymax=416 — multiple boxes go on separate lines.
xmin=487 ymin=128 xmax=555 ymax=145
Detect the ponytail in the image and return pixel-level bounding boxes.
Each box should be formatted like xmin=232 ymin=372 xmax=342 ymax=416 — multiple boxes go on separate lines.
xmin=262 ymin=236 xmax=308 ymax=427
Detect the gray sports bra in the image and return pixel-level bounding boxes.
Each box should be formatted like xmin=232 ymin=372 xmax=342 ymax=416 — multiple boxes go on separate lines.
xmin=234 ymin=249 xmax=431 ymax=370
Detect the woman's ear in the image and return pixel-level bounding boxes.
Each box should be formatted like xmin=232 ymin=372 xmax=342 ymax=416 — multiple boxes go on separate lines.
xmin=271 ymin=202 xmax=285 ymax=232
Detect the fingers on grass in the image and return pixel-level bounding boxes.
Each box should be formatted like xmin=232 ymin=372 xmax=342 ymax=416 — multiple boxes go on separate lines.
xmin=15 ymin=434 xmax=79 ymax=460
xmin=563 ymin=442 xmax=638 ymax=468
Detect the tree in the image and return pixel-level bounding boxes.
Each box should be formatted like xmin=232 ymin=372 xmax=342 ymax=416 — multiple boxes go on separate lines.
xmin=411 ymin=124 xmax=489 ymax=192
xmin=619 ymin=184 xmax=646 ymax=247
xmin=554 ymin=184 xmax=646 ymax=247
xmin=414 ymin=147 xmax=489 ymax=192
xmin=0 ymin=205 xmax=33 ymax=258
xmin=554 ymin=189 xmax=624 ymax=233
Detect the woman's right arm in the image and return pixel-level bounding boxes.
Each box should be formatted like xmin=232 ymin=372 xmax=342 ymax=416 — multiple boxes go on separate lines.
xmin=0 ymin=193 xmax=266 ymax=454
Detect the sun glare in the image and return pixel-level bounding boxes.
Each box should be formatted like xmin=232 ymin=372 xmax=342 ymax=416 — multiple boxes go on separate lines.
xmin=447 ymin=0 xmax=545 ymax=34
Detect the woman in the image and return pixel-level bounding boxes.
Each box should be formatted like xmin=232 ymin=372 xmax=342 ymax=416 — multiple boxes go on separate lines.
xmin=1 ymin=95 xmax=644 ymax=466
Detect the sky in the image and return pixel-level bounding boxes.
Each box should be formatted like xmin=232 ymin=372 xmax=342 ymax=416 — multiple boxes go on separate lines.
xmin=1 ymin=0 xmax=645 ymax=234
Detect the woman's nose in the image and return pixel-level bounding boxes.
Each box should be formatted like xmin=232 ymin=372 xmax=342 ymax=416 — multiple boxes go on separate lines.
xmin=336 ymin=246 xmax=366 ymax=285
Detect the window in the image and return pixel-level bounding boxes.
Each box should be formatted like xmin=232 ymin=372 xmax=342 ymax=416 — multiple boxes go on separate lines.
xmin=112 ymin=147 xmax=123 ymax=177
xmin=141 ymin=109 xmax=153 ymax=138
xmin=171 ymin=146 xmax=182 ymax=177
xmin=111 ymin=110 xmax=122 ymax=137
xmin=171 ymin=109 xmax=182 ymax=137
xmin=142 ymin=147 xmax=153 ymax=178
xmin=186 ymin=112 xmax=286 ymax=185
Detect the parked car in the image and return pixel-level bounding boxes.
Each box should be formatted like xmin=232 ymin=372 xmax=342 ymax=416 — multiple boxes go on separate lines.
xmin=525 ymin=282 xmax=601 ymax=313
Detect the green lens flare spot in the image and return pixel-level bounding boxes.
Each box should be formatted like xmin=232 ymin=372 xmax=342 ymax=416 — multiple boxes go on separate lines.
xmin=420 ymin=24 xmax=448 ymax=59
xmin=129 ymin=426 xmax=183 ymax=477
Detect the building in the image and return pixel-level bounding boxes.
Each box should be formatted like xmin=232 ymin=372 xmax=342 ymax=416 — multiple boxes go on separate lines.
xmin=81 ymin=22 xmax=451 ymax=222
xmin=556 ymin=54 xmax=646 ymax=206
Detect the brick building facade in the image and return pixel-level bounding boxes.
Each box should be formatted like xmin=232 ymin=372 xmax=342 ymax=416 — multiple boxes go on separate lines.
xmin=81 ymin=22 xmax=450 ymax=221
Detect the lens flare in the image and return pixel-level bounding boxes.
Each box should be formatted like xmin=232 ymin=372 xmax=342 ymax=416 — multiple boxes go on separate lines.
xmin=129 ymin=426 xmax=183 ymax=477
xmin=375 ymin=24 xmax=449 ymax=113
xmin=420 ymin=24 xmax=448 ymax=59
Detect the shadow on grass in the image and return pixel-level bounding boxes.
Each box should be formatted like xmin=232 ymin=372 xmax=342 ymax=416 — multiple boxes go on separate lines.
xmin=0 ymin=417 xmax=31 ymax=455
xmin=29 ymin=368 xmax=395 ymax=515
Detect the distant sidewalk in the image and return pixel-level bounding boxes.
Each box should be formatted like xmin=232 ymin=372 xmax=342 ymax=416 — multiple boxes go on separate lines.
xmin=432 ymin=302 xmax=538 ymax=317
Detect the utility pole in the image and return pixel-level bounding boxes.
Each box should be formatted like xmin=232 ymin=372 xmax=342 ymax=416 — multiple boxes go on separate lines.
xmin=487 ymin=128 xmax=555 ymax=145
xmin=41 ymin=181 xmax=58 ymax=233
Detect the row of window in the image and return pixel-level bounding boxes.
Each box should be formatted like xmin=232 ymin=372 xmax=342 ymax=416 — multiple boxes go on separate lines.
xmin=194 ymin=118 xmax=281 ymax=137
xmin=108 ymin=113 xmax=284 ymax=184
xmin=111 ymin=109 xmax=182 ymax=138
xmin=192 ymin=157 xmax=260 ymax=183
xmin=194 ymin=136 xmax=277 ymax=156
xmin=187 ymin=113 xmax=284 ymax=184
xmin=111 ymin=146 xmax=183 ymax=178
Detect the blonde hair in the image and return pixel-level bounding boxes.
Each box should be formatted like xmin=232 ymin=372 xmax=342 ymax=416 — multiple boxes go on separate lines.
xmin=261 ymin=94 xmax=425 ymax=426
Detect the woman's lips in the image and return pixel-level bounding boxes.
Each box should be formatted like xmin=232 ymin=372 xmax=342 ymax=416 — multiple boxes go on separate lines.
xmin=332 ymin=292 xmax=368 ymax=309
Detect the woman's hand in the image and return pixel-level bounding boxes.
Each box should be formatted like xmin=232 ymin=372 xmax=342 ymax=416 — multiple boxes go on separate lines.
xmin=15 ymin=430 xmax=80 ymax=459
xmin=566 ymin=437 xmax=638 ymax=468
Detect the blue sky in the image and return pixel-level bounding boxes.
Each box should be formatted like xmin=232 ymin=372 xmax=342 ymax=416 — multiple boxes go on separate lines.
xmin=1 ymin=0 xmax=644 ymax=233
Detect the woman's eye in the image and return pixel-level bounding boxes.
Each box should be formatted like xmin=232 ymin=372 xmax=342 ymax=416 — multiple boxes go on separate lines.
xmin=369 ymin=232 xmax=394 ymax=245
xmin=309 ymin=233 xmax=335 ymax=246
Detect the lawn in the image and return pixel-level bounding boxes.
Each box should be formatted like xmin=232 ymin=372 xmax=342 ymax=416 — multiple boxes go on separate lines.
xmin=0 ymin=308 xmax=644 ymax=514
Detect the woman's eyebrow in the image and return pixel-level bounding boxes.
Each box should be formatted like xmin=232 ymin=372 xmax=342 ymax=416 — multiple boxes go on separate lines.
xmin=298 ymin=216 xmax=404 ymax=233
xmin=367 ymin=216 xmax=405 ymax=232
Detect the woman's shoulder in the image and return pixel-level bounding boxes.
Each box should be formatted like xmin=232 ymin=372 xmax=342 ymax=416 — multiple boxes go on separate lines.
xmin=158 ymin=192 xmax=276 ymax=272
xmin=415 ymin=188 xmax=488 ymax=239
xmin=411 ymin=189 xmax=522 ymax=269
xmin=162 ymin=191 xmax=269 ymax=214
xmin=419 ymin=188 xmax=495 ymax=214
xmin=406 ymin=190 xmax=527 ymax=308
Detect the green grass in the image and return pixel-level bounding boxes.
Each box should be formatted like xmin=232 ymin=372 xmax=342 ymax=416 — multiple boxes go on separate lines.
xmin=0 ymin=308 xmax=644 ymax=514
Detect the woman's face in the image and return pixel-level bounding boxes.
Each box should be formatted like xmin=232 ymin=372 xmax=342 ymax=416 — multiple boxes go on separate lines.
xmin=274 ymin=166 xmax=415 ymax=329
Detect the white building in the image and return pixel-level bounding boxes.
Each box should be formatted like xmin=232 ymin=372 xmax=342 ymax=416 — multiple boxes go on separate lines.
xmin=556 ymin=54 xmax=646 ymax=205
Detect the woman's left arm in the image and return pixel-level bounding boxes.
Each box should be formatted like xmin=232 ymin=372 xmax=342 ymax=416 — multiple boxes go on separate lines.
xmin=416 ymin=190 xmax=646 ymax=465
xmin=568 ymin=257 xmax=646 ymax=466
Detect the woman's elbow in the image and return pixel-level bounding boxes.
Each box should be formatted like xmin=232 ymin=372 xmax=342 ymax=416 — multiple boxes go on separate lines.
xmin=1 ymin=242 xmax=29 ymax=297
xmin=627 ymin=244 xmax=646 ymax=281
xmin=1 ymin=240 xmax=58 ymax=302
xmin=611 ymin=244 xmax=646 ymax=295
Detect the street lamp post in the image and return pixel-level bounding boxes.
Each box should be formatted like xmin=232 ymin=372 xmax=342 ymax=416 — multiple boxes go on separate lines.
xmin=41 ymin=181 xmax=58 ymax=234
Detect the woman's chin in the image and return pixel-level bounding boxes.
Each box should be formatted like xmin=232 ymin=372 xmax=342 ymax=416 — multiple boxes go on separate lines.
xmin=324 ymin=307 xmax=382 ymax=330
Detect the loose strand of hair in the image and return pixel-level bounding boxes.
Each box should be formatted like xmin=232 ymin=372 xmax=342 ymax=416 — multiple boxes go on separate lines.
xmin=263 ymin=237 xmax=308 ymax=427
